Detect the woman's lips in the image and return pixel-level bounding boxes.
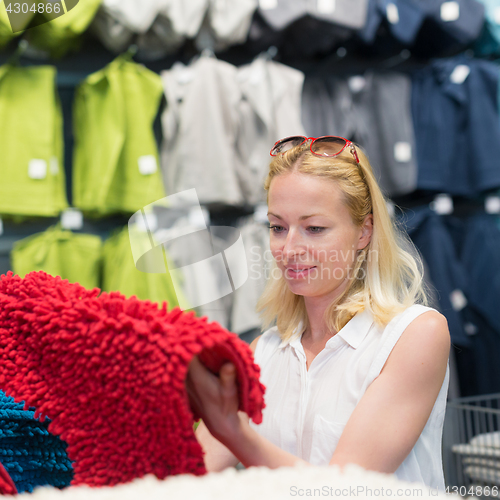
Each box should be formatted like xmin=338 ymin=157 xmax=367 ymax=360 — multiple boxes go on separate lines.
xmin=284 ymin=266 xmax=317 ymax=279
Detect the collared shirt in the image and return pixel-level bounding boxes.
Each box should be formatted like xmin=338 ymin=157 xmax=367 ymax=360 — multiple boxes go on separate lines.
xmin=301 ymin=71 xmax=418 ymax=198
xmin=0 ymin=65 xmax=68 ymax=217
xmin=11 ymin=225 xmax=102 ymax=291
xmin=398 ymin=207 xmax=471 ymax=347
xmin=73 ymin=55 xmax=165 ymax=215
xmin=195 ymin=0 xmax=257 ymax=52
xmin=250 ymin=304 xmax=450 ymax=490
xmin=360 ymin=0 xmax=484 ymax=48
xmin=411 ymin=57 xmax=500 ymax=197
xmin=258 ymin=0 xmax=368 ymax=31
xmin=160 ymin=55 xmax=245 ymax=206
xmin=237 ymin=56 xmax=306 ymax=205
xmin=101 ymin=0 xmax=167 ymax=34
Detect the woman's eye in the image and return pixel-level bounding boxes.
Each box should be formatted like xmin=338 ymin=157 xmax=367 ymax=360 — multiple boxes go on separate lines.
xmin=267 ymin=225 xmax=325 ymax=234
xmin=267 ymin=224 xmax=284 ymax=233
xmin=308 ymin=226 xmax=325 ymax=233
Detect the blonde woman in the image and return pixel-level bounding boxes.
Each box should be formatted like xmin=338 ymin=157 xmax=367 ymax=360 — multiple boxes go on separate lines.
xmin=187 ymin=136 xmax=450 ymax=490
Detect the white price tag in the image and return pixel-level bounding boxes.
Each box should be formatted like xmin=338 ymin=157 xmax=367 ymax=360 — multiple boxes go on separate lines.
xmin=61 ymin=208 xmax=84 ymax=230
xmin=28 ymin=159 xmax=47 ymax=180
xmin=441 ymin=1 xmax=460 ymax=22
xmin=394 ymin=142 xmax=412 ymax=162
xmin=138 ymin=155 xmax=158 ymax=175
xmin=347 ymin=75 xmax=366 ymax=93
xmin=259 ymin=0 xmax=278 ymax=10
xmin=450 ymin=289 xmax=467 ymax=311
xmin=430 ymin=193 xmax=454 ymax=215
xmin=494 ymin=6 xmax=500 ymax=25
xmin=386 ymin=3 xmax=399 ymax=24
xmin=317 ymin=0 xmax=335 ymax=14
xmin=485 ymin=196 xmax=500 ymax=214
xmin=450 ymin=64 xmax=470 ymax=84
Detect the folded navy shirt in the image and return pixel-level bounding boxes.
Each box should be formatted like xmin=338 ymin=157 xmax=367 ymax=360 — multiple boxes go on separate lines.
xmin=359 ymin=0 xmax=484 ymax=50
xmin=412 ymin=57 xmax=500 ymax=197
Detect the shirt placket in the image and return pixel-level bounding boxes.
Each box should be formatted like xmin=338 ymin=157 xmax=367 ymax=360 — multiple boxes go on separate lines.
xmin=291 ymin=335 xmax=345 ymax=459
xmin=295 ymin=346 xmax=310 ymax=459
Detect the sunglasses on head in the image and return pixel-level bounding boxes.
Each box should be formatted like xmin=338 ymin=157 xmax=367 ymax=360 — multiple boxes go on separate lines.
xmin=270 ymin=135 xmax=360 ymax=163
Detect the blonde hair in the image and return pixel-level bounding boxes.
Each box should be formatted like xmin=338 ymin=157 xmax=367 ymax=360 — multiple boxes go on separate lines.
xmin=255 ymin=141 xmax=430 ymax=342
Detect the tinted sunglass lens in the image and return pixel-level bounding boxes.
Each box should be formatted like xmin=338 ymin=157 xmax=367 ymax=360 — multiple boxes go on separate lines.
xmin=271 ymin=136 xmax=306 ymax=155
xmin=311 ymin=137 xmax=347 ymax=156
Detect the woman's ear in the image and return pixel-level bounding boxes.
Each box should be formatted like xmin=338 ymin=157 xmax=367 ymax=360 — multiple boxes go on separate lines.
xmin=357 ymin=214 xmax=373 ymax=251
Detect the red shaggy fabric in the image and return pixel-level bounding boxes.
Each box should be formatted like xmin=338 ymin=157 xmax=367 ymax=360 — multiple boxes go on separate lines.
xmin=0 ymin=462 xmax=17 ymax=496
xmin=0 ymin=271 xmax=265 ymax=487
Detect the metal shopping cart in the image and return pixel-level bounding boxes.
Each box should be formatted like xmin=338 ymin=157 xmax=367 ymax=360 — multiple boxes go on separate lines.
xmin=443 ymin=393 xmax=500 ymax=497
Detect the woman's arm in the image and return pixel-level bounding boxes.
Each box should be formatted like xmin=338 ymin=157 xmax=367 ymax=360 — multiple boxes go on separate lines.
xmin=195 ymin=415 xmax=244 ymax=472
xmin=328 ymin=310 xmax=450 ymax=472
xmin=189 ymin=310 xmax=450 ymax=472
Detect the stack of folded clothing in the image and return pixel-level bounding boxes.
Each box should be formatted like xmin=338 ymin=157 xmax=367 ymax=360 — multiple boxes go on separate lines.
xmin=452 ymin=431 xmax=500 ymax=485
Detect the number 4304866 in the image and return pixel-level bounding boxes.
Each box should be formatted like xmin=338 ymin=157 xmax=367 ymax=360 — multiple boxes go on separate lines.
xmin=445 ymin=485 xmax=499 ymax=496
xmin=5 ymin=3 xmax=62 ymax=14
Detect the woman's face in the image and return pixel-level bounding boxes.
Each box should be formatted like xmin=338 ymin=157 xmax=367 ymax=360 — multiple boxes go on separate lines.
xmin=268 ymin=171 xmax=372 ymax=301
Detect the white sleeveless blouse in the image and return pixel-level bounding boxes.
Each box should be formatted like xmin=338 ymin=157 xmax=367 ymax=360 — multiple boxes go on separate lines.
xmin=249 ymin=304 xmax=450 ymax=490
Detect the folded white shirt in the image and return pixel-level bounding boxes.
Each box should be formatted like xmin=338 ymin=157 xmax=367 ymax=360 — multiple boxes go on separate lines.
xmin=452 ymin=444 xmax=500 ymax=457
xmin=102 ymin=0 xmax=168 ymax=33
xmin=464 ymin=465 xmax=500 ymax=485
xmin=470 ymin=432 xmax=500 ymax=449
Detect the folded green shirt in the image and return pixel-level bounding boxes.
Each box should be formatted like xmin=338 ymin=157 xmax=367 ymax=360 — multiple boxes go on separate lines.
xmin=102 ymin=225 xmax=190 ymax=311
xmin=73 ymin=54 xmax=166 ymax=216
xmin=26 ymin=0 xmax=102 ymax=57
xmin=11 ymin=224 xmax=102 ymax=290
xmin=0 ymin=64 xmax=68 ymax=217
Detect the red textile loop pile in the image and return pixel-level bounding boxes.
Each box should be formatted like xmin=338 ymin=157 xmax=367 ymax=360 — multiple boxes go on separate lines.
xmin=0 ymin=271 xmax=265 ymax=487
xmin=0 ymin=462 xmax=17 ymax=496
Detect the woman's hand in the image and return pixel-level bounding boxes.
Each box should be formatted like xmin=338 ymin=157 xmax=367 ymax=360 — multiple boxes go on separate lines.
xmin=187 ymin=354 xmax=308 ymax=469
xmin=186 ymin=356 xmax=242 ymax=443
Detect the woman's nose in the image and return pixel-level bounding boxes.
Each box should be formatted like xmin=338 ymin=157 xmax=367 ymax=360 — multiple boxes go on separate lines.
xmin=281 ymin=229 xmax=306 ymax=264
